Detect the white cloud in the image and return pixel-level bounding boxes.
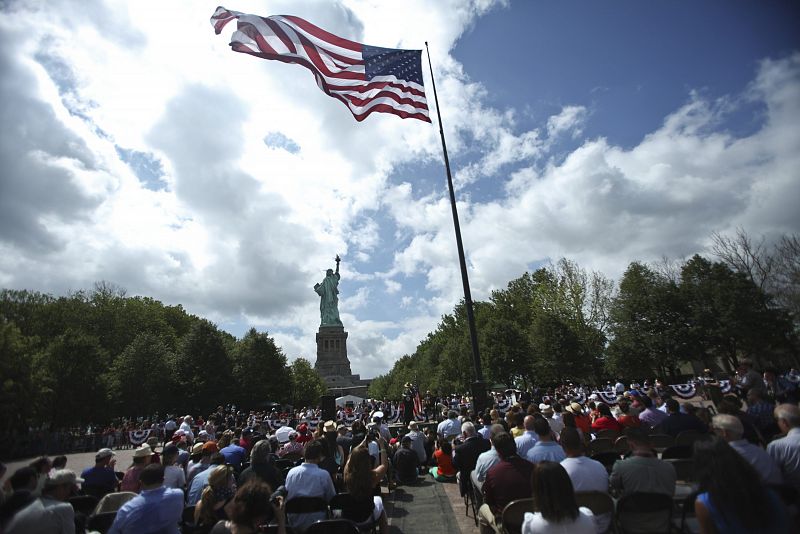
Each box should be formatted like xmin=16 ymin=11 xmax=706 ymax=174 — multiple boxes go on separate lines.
xmin=0 ymin=1 xmax=797 ymax=381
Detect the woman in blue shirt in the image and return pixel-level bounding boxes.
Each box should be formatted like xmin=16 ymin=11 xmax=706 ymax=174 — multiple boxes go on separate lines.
xmin=694 ymin=435 xmax=789 ymax=533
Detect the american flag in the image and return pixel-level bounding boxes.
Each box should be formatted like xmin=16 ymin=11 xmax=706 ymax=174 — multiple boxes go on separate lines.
xmin=411 ymin=383 xmax=423 ymax=418
xmin=211 ymin=7 xmax=431 ymax=123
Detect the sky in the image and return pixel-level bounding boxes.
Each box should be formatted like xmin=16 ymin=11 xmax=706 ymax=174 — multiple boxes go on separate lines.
xmin=1 ymin=0 xmax=799 ymax=379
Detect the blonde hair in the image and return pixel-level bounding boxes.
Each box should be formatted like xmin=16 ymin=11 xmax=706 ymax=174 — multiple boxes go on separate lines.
xmin=196 ymin=465 xmax=232 ymax=526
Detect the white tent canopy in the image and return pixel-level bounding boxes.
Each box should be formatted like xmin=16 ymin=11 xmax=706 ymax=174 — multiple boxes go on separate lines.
xmin=336 ymin=394 xmax=364 ymax=406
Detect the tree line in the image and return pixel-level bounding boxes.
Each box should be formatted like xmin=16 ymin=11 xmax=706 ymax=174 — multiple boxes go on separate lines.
xmin=368 ymin=232 xmax=800 ymax=400
xmin=0 ymin=282 xmax=326 ymax=433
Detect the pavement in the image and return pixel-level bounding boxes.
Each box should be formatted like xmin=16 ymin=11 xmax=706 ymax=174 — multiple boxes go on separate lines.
xmin=384 ymin=475 xmax=479 ymax=534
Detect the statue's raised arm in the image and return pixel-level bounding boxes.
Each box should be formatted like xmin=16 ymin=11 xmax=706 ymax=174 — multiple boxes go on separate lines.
xmin=314 ymin=256 xmax=343 ymax=326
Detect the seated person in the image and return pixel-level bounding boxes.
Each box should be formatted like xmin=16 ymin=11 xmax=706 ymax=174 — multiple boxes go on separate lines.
xmin=392 ymin=436 xmax=420 ymax=485
xmin=479 ymin=433 xmax=532 ymax=534
xmin=284 ymin=440 xmax=336 ymax=532
xmin=429 ymin=440 xmax=456 ymax=481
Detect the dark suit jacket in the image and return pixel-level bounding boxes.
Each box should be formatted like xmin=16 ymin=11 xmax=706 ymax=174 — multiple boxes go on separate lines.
xmin=453 ymin=436 xmax=490 ymax=495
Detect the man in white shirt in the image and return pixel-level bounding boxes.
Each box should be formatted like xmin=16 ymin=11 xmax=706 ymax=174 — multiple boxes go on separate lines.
xmin=767 ymin=403 xmax=800 ymax=489
xmin=161 ymin=444 xmax=187 ymax=489
xmin=560 ymin=428 xmax=612 ymax=534
xmin=179 ymin=415 xmax=194 ymax=443
xmin=406 ymin=421 xmax=427 ymax=464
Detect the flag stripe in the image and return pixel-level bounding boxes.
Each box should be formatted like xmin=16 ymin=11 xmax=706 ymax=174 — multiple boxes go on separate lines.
xmin=212 ymin=7 xmax=430 ymax=122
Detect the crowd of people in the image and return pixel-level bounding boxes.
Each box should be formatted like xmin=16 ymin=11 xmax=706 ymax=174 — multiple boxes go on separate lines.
xmin=1 ymin=360 xmax=799 ymax=533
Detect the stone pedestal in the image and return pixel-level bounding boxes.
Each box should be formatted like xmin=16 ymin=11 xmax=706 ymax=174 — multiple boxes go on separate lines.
xmin=314 ymin=325 xmax=372 ymax=393
xmin=315 ymin=326 xmax=352 ymax=377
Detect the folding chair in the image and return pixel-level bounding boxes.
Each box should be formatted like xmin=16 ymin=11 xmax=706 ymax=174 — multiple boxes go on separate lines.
xmin=596 ymin=429 xmax=620 ymax=442
xmin=575 ymin=491 xmax=615 ymax=533
xmin=500 ymin=498 xmax=535 ymax=534
xmin=462 ymin=474 xmax=479 ymax=526
xmin=285 ymin=496 xmax=329 ymax=531
xmin=591 ymin=451 xmax=622 ymax=474
xmin=69 ymin=495 xmax=99 ymax=516
xmin=329 ymin=492 xmax=376 ymax=533
xmin=616 ymin=492 xmax=673 ymax=534
xmin=664 ymin=458 xmax=695 ymax=482
xmin=661 ymin=445 xmax=692 ymax=460
xmin=306 ymin=519 xmax=360 ymax=534
xmin=614 ymin=436 xmax=630 ymax=454
xmin=675 ymin=430 xmax=705 ymax=447
xmin=648 ymin=434 xmax=675 ymax=452
xmin=589 ymin=438 xmax=614 ymax=455
xmin=86 ymin=511 xmax=117 ymax=534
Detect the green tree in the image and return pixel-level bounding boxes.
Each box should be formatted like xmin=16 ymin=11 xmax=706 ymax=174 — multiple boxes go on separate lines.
xmin=606 ymin=262 xmax=687 ymax=379
xmin=107 ymin=332 xmax=176 ymax=418
xmin=289 ymin=358 xmax=327 ymax=408
xmin=232 ymin=328 xmax=291 ymax=407
xmin=174 ymin=319 xmax=234 ymax=415
xmin=0 ymin=320 xmax=36 ymax=432
xmin=33 ymin=328 xmax=109 ymax=427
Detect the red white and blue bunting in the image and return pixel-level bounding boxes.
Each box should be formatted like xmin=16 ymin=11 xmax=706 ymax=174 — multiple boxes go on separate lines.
xmin=129 ymin=429 xmax=152 ymax=446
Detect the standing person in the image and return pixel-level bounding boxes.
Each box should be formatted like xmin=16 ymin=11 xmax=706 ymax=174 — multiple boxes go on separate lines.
xmin=694 ymin=436 xmax=788 ymax=533
xmin=6 ymin=470 xmax=82 ymax=534
xmin=343 ymin=446 xmax=390 ymax=533
xmin=520 ymin=462 xmax=595 ymax=534
xmin=107 ymin=464 xmax=183 ymax=534
xmin=121 ymin=444 xmax=154 ymax=493
xmin=314 ymin=256 xmax=343 ymax=326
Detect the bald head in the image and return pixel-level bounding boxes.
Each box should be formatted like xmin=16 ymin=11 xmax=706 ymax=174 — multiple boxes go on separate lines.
xmin=523 ymin=415 xmax=536 ymax=432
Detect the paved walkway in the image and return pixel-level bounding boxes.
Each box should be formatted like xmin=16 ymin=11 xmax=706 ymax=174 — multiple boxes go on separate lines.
xmin=385 ymin=477 xmax=479 ymax=534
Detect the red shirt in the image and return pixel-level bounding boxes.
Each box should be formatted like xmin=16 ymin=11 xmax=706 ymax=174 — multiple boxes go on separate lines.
xmin=574 ymin=414 xmax=591 ymax=434
xmin=433 ymin=449 xmax=456 ymax=477
xmin=618 ymin=414 xmax=641 ymax=428
xmin=591 ymin=416 xmax=623 ymax=433
xmin=483 ymin=456 xmax=533 ymax=515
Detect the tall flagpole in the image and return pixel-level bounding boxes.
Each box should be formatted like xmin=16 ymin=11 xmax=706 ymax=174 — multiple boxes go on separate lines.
xmin=424 ymin=42 xmax=486 ymax=415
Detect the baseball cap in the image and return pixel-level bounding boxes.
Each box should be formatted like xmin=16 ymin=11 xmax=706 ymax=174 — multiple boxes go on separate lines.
xmin=95 ymin=448 xmax=115 ymax=461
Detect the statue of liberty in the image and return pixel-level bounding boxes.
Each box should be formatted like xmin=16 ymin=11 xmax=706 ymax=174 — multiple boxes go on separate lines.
xmin=314 ymin=255 xmax=343 ymax=326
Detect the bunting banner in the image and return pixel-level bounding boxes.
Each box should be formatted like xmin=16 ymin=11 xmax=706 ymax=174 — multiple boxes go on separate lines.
xmin=593 ymin=391 xmax=619 ymax=405
xmin=669 ymin=384 xmax=697 ymax=399
xmin=719 ymin=380 xmax=731 ymax=394
xmin=128 ymin=429 xmax=152 ymax=446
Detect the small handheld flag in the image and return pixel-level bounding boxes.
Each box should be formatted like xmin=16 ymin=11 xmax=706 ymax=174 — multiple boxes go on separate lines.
xmin=211 ymin=6 xmax=431 ymax=123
